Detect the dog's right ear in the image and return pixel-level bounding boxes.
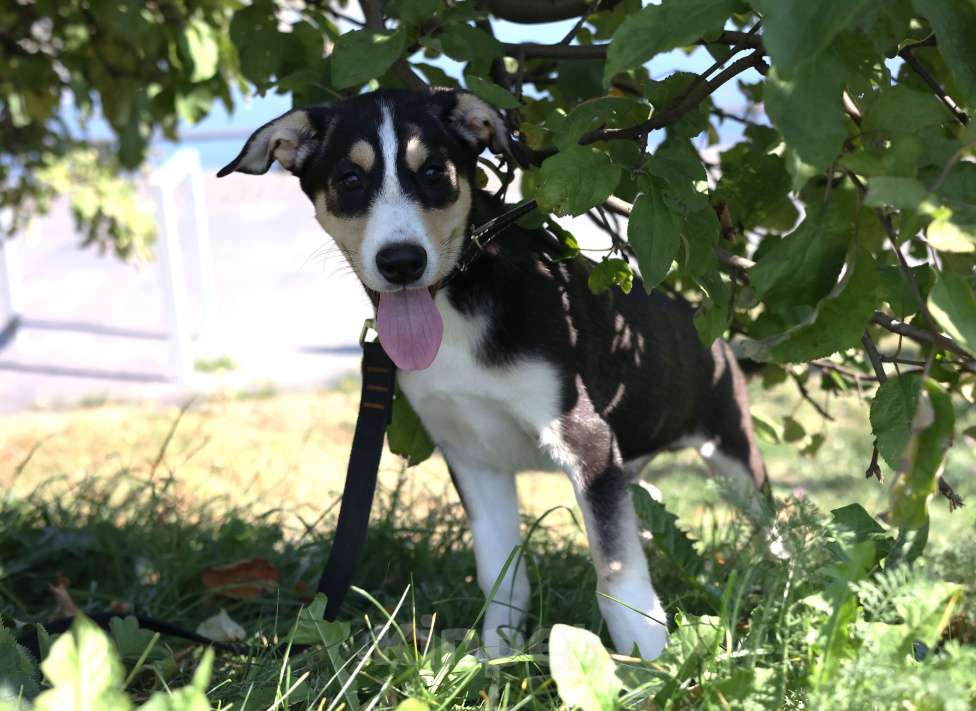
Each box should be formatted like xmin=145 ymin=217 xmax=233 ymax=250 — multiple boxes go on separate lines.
xmin=217 ymin=107 xmax=331 ymax=177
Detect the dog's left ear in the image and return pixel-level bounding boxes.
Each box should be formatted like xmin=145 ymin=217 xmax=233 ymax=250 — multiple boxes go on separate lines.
xmin=433 ymin=89 xmax=510 ymax=155
xmin=217 ymin=106 xmax=331 ymax=177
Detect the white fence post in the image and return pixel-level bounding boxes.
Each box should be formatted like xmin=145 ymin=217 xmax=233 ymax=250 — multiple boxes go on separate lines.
xmin=0 ymin=236 xmax=21 ymax=341
xmin=151 ymin=181 xmax=194 ymax=383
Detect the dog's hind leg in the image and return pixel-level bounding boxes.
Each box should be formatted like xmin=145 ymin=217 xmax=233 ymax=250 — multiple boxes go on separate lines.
xmin=542 ymin=407 xmax=668 ymax=660
xmin=448 ymin=462 xmax=530 ymax=656
xmin=698 ymin=341 xmax=774 ymax=525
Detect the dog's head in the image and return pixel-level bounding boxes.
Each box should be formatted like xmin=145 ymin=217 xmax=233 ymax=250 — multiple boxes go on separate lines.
xmin=219 ymin=89 xmax=508 ymax=370
xmin=219 ymin=88 xmax=507 ymax=289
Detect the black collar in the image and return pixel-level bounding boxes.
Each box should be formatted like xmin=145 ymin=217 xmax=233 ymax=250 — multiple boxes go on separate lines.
xmin=439 ymin=199 xmax=538 ymax=286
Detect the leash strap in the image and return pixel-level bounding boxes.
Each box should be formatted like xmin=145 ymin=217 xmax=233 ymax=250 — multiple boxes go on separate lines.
xmin=316 ymin=339 xmax=396 ymax=620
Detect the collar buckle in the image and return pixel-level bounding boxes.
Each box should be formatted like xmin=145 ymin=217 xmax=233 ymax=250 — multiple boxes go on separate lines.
xmin=359 ymin=318 xmax=378 ymax=346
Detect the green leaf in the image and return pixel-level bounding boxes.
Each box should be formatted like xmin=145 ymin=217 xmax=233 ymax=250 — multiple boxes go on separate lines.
xmin=831 ymin=503 xmax=886 ymax=540
xmin=751 ymin=412 xmax=781 ymax=444
xmin=889 ymin=380 xmax=955 ymax=528
xmin=928 ymin=270 xmax=976 ymax=353
xmin=628 ymin=182 xmax=681 ymax=290
xmin=386 ymin=0 xmax=441 ymax=25
xmin=545 ymin=219 xmax=581 ymax=261
xmin=230 ymin=2 xmax=287 ymax=87
xmin=631 ymin=484 xmax=705 ymax=580
xmin=743 ymin=246 xmax=879 ymax=362
xmin=109 ymin=616 xmax=168 ymax=663
xmin=437 ymin=25 xmax=503 ymax=63
xmin=34 ymin=616 xmax=132 ymax=711
xmin=864 ymin=176 xmax=930 ymax=209
xmin=782 ymin=416 xmax=806 ymax=443
xmin=878 ymin=264 xmax=933 ymax=318
xmin=0 ymin=627 xmax=40 ymax=704
xmin=764 ymin=52 xmax=848 ymax=172
xmin=862 ymin=85 xmax=947 ymax=135
xmin=535 ymin=146 xmax=621 ymax=216
xmin=548 ymin=624 xmax=622 ymax=711
xmin=912 ymin=0 xmax=976 ymax=107
xmin=395 ymin=701 xmax=431 ymax=711
xmin=464 ymin=75 xmax=519 ymax=109
xmin=331 ymin=29 xmax=407 ymax=90
xmin=870 ymin=374 xmax=923 ymax=470
xmin=750 ymin=0 xmax=870 ymax=78
xmin=604 ymin=0 xmax=737 ymax=83
xmin=289 ymin=594 xmax=351 ymax=646
xmin=693 ymin=272 xmax=732 ymax=347
xmin=750 ymin=202 xmax=853 ymax=317
xmin=139 ymin=648 xmax=214 ymax=711
xmin=387 ymin=388 xmax=435 ymax=466
xmin=588 ymin=258 xmax=634 ymax=295
xmin=182 ymin=20 xmax=219 ymax=82
xmin=552 ymin=97 xmax=649 ymax=150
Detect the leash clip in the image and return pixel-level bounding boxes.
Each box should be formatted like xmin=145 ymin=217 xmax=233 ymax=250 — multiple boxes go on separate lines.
xmin=359 ymin=318 xmax=378 ymax=346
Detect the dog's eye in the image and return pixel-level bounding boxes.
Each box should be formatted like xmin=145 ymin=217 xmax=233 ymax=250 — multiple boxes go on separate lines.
xmin=421 ymin=163 xmax=445 ymax=182
xmin=338 ymin=171 xmax=362 ymax=192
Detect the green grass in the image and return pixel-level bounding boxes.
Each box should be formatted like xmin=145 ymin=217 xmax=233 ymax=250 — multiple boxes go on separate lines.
xmin=1 ymin=380 xmax=975 ymax=709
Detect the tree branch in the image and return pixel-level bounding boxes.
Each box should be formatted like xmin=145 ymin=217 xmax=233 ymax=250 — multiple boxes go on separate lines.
xmin=480 ymin=0 xmax=620 ymax=24
xmin=522 ymin=49 xmax=767 ymax=164
xmin=898 ymin=35 xmax=969 ymax=126
xmin=499 ymin=30 xmax=763 ymax=61
xmin=870 ymin=311 xmax=975 ymax=366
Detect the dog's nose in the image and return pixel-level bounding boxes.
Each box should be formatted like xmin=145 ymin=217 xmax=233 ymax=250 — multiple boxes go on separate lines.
xmin=376 ymin=243 xmax=427 ymax=285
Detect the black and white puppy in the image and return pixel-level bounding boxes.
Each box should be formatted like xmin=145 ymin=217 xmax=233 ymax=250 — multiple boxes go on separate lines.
xmin=220 ymin=88 xmax=770 ymax=660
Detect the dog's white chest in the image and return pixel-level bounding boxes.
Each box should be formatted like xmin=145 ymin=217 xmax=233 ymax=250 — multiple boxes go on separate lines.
xmin=396 ymin=293 xmax=561 ymax=472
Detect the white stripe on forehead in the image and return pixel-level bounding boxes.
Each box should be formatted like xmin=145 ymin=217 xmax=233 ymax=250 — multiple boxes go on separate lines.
xmin=378 ymin=105 xmax=399 ymax=197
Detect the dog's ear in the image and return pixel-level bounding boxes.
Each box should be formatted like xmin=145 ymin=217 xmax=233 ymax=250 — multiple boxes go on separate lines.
xmin=432 ymin=89 xmax=510 ymax=155
xmin=217 ymin=107 xmax=331 ymax=177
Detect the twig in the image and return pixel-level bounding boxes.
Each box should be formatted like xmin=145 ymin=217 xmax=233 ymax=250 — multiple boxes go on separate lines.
xmin=498 ymin=30 xmax=763 ymax=61
xmin=860 ymin=330 xmax=887 ymax=482
xmin=861 ymin=330 xmax=888 ymax=384
xmin=522 ymin=50 xmax=767 ymax=165
xmin=847 ymin=171 xmax=975 ymax=366
xmin=793 ymin=372 xmax=834 ymax=421
xmin=871 ymin=311 xmax=975 ymax=366
xmin=557 ymin=0 xmax=600 ymax=45
xmin=898 ymin=35 xmax=969 ymax=126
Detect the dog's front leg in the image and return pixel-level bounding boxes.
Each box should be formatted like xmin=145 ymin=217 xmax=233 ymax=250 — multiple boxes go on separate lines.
xmin=542 ymin=411 xmax=668 ymax=660
xmin=447 ymin=462 xmax=529 ymax=657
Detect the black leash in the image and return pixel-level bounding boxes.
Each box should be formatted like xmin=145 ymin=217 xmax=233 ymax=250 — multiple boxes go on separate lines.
xmin=315 ymin=336 xmax=396 ymax=620
xmin=15 ymin=199 xmax=542 ymax=660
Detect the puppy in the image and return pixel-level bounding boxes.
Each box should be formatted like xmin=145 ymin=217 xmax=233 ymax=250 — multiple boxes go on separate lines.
xmin=220 ymin=88 xmax=770 ymax=659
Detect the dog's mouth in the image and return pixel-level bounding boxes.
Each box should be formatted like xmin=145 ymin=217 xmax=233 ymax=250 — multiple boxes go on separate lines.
xmin=375 ymin=284 xmax=443 ymax=371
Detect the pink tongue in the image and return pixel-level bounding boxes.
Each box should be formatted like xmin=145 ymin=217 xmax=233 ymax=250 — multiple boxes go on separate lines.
xmin=376 ymin=288 xmax=444 ymax=371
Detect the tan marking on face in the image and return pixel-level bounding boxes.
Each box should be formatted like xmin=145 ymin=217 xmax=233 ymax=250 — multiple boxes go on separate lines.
xmin=418 ymin=171 xmax=472 ymax=282
xmin=405 ymin=135 xmax=430 ymax=172
xmin=348 ymin=140 xmax=375 ymax=172
xmin=314 ymin=191 xmax=369 ymax=276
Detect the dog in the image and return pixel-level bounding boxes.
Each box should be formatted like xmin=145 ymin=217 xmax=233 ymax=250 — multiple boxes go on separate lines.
xmin=219 ymin=88 xmax=771 ymax=660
